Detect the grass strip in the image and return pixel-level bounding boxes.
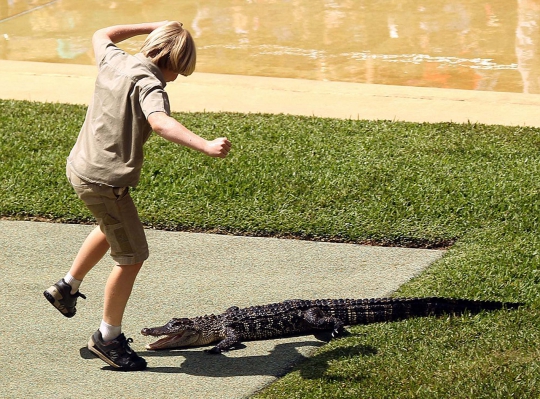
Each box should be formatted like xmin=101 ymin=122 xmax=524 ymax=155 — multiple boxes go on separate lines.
xmin=1 ymin=99 xmax=539 ymax=397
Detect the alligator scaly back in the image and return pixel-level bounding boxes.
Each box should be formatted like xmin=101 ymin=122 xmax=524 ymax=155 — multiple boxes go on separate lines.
xmin=141 ymin=297 xmax=522 ymax=353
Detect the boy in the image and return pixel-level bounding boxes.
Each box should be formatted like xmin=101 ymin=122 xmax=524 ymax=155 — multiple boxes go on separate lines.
xmin=44 ymin=21 xmax=231 ymax=371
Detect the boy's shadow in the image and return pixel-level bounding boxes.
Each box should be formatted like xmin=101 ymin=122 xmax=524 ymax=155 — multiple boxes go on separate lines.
xmin=79 ymin=332 xmax=377 ymax=378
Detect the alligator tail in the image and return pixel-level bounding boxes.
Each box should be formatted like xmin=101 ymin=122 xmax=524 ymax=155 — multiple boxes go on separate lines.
xmin=313 ymin=297 xmax=522 ymax=325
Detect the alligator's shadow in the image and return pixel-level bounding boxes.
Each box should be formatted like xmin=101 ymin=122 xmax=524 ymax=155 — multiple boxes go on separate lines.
xmin=80 ymin=335 xmax=377 ymax=377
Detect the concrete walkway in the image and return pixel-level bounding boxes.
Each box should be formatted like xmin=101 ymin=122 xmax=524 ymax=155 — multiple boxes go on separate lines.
xmin=2 ymin=59 xmax=540 ymax=126
xmin=1 ymin=59 xmax=535 ymax=398
xmin=1 ymin=220 xmax=443 ymax=398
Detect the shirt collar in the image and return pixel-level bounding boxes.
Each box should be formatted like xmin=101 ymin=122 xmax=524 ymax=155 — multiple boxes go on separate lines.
xmin=134 ymin=53 xmax=167 ymax=87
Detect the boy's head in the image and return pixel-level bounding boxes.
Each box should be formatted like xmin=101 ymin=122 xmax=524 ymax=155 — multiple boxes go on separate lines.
xmin=140 ymin=21 xmax=196 ymax=77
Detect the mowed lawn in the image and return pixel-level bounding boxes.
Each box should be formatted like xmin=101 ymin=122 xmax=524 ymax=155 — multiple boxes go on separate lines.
xmin=1 ymin=99 xmax=539 ymax=398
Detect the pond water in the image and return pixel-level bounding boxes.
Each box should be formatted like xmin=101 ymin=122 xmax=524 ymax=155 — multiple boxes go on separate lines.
xmin=1 ymin=0 xmax=539 ymax=93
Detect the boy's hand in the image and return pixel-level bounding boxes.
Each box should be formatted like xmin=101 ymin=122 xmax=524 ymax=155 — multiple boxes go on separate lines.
xmin=205 ymin=138 xmax=232 ymax=158
xmin=148 ymin=112 xmax=231 ymax=156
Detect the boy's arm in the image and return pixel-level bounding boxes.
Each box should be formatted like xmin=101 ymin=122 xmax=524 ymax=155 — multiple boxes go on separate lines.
xmin=91 ymin=21 xmax=167 ymax=65
xmin=148 ymin=112 xmax=231 ymax=158
xmin=92 ymin=21 xmax=167 ymax=46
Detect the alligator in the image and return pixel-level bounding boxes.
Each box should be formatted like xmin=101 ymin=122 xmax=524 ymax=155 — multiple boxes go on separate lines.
xmin=141 ymin=297 xmax=521 ymax=354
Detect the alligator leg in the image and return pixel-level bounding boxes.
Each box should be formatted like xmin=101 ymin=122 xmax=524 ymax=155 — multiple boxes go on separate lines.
xmin=206 ymin=327 xmax=241 ymax=354
xmin=303 ymin=307 xmax=345 ymax=338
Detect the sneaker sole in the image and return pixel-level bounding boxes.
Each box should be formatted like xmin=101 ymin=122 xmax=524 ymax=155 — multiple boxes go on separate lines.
xmin=87 ymin=337 xmax=147 ymax=371
xmin=43 ymin=288 xmax=75 ymax=318
xmin=87 ymin=336 xmax=122 ymax=368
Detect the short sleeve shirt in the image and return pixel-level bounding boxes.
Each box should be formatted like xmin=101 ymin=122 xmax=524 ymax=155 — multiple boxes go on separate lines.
xmin=67 ymin=41 xmax=171 ymax=187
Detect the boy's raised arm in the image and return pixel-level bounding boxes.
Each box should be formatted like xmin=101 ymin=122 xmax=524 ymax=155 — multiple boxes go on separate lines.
xmin=92 ymin=22 xmax=168 ymax=65
xmin=92 ymin=21 xmax=167 ymax=46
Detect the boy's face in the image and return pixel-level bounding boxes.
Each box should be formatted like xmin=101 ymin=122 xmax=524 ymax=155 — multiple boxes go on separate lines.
xmin=161 ymin=68 xmax=179 ymax=83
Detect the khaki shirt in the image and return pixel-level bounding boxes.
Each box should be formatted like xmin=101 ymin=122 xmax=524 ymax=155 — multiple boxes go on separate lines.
xmin=68 ymin=41 xmax=170 ymax=187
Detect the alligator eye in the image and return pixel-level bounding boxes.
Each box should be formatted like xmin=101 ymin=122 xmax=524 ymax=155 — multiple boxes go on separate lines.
xmin=169 ymin=317 xmax=194 ymax=328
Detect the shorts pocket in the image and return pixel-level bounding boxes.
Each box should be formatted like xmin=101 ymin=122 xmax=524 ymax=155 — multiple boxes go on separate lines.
xmin=104 ymin=222 xmax=134 ymax=255
xmin=86 ymin=204 xmax=132 ymax=254
xmin=113 ymin=187 xmax=129 ymax=201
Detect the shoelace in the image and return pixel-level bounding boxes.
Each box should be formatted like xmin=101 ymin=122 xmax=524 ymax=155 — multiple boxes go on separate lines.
xmin=111 ymin=336 xmax=135 ymax=355
xmin=74 ymin=291 xmax=87 ymax=300
xmin=125 ymin=338 xmax=134 ymax=354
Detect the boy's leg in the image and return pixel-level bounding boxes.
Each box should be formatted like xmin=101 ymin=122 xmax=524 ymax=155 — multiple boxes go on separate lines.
xmin=80 ymin=186 xmax=149 ymax=370
xmin=102 ymin=262 xmax=143 ymax=328
xmin=87 ymin=261 xmax=147 ymax=371
xmin=44 ymin=226 xmax=110 ymax=317
xmin=50 ymin=169 xmax=148 ymax=369
xmin=69 ymin=225 xmax=110 ymax=280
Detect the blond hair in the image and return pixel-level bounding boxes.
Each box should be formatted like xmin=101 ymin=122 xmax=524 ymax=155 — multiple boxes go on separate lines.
xmin=140 ymin=21 xmax=196 ymax=76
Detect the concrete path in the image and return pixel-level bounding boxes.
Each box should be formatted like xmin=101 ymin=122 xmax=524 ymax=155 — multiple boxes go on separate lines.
xmin=0 ymin=220 xmax=443 ymax=398
xmin=2 ymin=59 xmax=540 ymax=127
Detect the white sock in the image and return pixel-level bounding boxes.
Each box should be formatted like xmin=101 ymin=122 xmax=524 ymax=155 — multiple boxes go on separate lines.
xmin=64 ymin=273 xmax=82 ymax=294
xmin=99 ymin=320 xmax=122 ymax=342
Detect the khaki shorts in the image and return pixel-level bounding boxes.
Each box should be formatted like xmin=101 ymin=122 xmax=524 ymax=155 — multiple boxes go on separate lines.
xmin=67 ymin=166 xmax=149 ymax=265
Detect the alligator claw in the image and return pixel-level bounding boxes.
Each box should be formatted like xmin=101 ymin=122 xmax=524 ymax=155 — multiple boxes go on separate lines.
xmin=205 ymin=347 xmax=223 ymax=354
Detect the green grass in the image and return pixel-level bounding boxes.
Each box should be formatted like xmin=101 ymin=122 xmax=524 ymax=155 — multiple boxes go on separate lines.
xmin=1 ymin=99 xmax=539 ymax=397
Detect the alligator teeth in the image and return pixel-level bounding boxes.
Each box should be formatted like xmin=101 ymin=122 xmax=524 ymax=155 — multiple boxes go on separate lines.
xmin=146 ymin=334 xmax=186 ymax=350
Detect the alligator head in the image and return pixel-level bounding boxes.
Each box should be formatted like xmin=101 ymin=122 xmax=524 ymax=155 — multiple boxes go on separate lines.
xmin=141 ymin=317 xmax=203 ymax=350
xmin=141 ymin=315 xmax=221 ymax=350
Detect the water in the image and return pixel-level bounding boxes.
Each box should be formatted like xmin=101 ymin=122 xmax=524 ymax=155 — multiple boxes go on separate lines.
xmin=1 ymin=0 xmax=538 ymax=93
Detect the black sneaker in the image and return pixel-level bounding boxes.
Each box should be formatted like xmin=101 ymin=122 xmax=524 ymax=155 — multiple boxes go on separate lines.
xmin=43 ymin=279 xmax=86 ymax=318
xmin=87 ymin=330 xmax=147 ymax=371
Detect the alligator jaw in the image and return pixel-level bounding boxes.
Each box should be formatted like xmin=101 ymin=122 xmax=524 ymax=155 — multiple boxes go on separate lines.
xmin=141 ymin=325 xmax=203 ymax=350
xmin=144 ymin=334 xmax=187 ymax=350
